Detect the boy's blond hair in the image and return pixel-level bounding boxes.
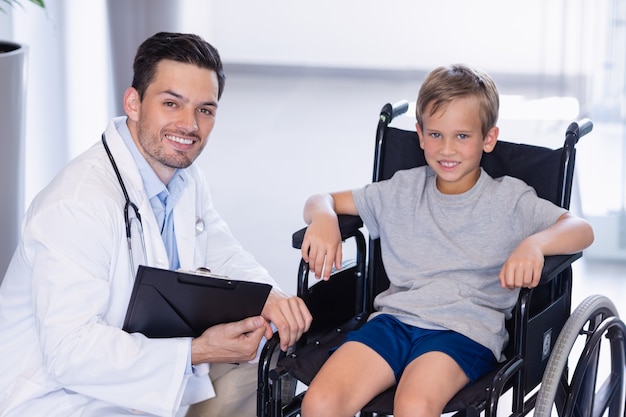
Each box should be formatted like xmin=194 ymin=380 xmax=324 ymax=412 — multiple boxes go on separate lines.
xmin=416 ymin=64 xmax=499 ymax=137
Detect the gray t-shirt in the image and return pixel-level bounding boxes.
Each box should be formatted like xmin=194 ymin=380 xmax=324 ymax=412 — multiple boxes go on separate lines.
xmin=352 ymin=166 xmax=567 ymax=361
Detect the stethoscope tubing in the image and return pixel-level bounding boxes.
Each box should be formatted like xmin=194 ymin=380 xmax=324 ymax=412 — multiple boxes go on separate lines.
xmin=102 ymin=133 xmax=147 ymax=273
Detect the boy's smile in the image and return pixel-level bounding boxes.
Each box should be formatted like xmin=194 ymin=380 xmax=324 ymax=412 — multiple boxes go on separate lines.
xmin=416 ymin=96 xmax=498 ymax=195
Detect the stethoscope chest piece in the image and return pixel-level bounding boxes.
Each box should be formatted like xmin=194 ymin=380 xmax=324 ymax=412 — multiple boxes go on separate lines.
xmin=195 ymin=217 xmax=205 ymax=235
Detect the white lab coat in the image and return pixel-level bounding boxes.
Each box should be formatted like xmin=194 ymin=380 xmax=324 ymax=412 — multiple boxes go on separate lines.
xmin=0 ymin=117 xmax=278 ymax=417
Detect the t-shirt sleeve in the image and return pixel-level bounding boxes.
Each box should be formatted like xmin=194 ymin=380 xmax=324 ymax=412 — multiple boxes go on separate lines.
xmin=352 ymin=168 xmax=428 ymax=240
xmin=352 ymin=184 xmax=383 ymax=239
xmin=513 ymin=183 xmax=568 ymax=235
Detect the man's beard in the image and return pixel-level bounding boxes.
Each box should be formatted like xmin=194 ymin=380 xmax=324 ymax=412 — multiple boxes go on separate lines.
xmin=137 ymin=124 xmax=196 ymax=170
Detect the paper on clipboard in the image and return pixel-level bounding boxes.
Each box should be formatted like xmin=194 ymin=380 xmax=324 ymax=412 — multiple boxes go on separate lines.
xmin=122 ymin=265 xmax=272 ymax=338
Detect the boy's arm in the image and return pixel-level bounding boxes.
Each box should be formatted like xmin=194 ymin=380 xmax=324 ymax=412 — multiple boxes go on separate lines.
xmin=499 ymin=212 xmax=594 ymax=290
xmin=302 ymin=191 xmax=358 ymax=280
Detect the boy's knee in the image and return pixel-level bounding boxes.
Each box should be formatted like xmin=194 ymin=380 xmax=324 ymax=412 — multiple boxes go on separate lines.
xmin=301 ymin=386 xmax=341 ymax=417
xmin=394 ymin=395 xmax=443 ymax=417
xmin=300 ymin=387 xmax=323 ymax=417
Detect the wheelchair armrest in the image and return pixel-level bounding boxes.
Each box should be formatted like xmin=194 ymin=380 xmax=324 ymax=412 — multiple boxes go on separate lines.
xmin=292 ymin=215 xmax=364 ymax=249
xmin=539 ymin=252 xmax=582 ymax=284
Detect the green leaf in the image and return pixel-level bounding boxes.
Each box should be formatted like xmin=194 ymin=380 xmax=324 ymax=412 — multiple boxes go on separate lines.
xmin=0 ymin=0 xmax=46 ymax=13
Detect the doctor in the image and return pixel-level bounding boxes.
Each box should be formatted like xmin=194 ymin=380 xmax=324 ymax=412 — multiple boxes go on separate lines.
xmin=0 ymin=32 xmax=311 ymax=417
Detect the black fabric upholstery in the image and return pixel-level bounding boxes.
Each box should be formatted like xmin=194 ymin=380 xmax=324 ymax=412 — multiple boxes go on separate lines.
xmin=380 ymin=127 xmax=563 ymax=204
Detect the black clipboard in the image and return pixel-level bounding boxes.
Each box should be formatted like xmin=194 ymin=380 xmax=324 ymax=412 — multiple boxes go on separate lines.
xmin=122 ymin=265 xmax=272 ymax=338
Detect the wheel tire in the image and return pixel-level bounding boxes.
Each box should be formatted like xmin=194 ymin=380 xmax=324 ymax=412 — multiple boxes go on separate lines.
xmin=534 ymin=294 xmax=621 ymax=417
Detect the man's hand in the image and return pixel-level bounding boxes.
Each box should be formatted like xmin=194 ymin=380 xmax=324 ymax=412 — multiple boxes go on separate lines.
xmin=262 ymin=289 xmax=312 ymax=352
xmin=191 ymin=316 xmax=267 ymax=364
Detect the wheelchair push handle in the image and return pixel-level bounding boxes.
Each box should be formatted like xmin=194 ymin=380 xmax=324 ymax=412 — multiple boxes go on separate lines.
xmin=391 ymin=100 xmax=410 ymax=119
xmin=566 ymin=118 xmax=593 ymax=144
xmin=380 ymin=100 xmax=409 ymax=123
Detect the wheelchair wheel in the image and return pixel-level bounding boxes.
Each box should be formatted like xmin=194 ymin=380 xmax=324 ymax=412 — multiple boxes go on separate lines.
xmin=534 ymin=294 xmax=626 ymax=417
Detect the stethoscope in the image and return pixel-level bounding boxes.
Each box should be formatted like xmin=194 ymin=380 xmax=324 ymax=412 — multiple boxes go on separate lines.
xmin=102 ymin=133 xmax=147 ymax=274
xmin=101 ymin=132 xmax=206 ymax=274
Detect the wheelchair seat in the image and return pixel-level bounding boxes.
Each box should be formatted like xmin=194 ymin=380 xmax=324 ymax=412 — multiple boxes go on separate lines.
xmin=257 ymin=101 xmax=626 ymax=417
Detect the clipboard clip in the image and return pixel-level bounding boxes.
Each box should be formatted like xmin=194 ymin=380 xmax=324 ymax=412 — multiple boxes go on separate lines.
xmin=176 ymin=268 xmax=233 ymax=288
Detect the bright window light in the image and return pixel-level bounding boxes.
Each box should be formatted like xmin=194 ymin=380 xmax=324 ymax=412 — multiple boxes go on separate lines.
xmin=499 ymin=95 xmax=580 ymax=121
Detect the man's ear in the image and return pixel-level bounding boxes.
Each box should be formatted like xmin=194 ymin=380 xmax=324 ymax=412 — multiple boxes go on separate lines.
xmin=415 ymin=122 xmax=425 ymax=150
xmin=123 ymin=87 xmax=140 ymax=122
xmin=483 ymin=126 xmax=499 ymax=153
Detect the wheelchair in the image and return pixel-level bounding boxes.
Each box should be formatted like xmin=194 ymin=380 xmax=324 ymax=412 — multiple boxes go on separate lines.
xmin=258 ymin=100 xmax=626 ymax=417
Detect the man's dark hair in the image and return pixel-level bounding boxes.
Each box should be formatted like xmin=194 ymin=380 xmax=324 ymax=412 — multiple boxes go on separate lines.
xmin=132 ymin=32 xmax=226 ymax=100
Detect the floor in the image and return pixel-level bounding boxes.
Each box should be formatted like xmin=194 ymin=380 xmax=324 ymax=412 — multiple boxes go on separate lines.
xmin=195 ymin=66 xmax=626 ymax=415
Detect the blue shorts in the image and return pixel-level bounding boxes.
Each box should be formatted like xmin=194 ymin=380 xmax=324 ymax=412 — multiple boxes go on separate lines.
xmin=343 ymin=314 xmax=497 ymax=384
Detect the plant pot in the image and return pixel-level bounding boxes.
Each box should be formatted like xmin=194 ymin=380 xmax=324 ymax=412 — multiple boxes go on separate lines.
xmin=0 ymin=40 xmax=26 ymax=279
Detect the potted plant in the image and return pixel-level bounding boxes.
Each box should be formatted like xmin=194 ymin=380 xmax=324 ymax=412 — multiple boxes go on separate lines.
xmin=0 ymin=0 xmax=45 ymax=278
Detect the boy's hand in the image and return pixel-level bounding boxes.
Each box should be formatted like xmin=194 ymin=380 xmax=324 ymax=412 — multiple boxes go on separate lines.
xmin=499 ymin=238 xmax=544 ymax=290
xmin=301 ymin=213 xmax=343 ymax=280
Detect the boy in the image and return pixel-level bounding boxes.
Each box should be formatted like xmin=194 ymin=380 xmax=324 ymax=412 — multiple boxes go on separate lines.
xmin=299 ymin=64 xmax=594 ymax=417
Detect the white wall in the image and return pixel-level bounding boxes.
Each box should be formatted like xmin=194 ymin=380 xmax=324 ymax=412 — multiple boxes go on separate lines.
xmin=7 ymin=0 xmax=604 ymax=204
xmin=209 ymin=0 xmax=599 ymax=77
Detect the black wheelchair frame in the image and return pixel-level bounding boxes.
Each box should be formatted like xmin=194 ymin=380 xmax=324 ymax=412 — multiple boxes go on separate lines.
xmin=258 ymin=101 xmax=626 ymax=417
